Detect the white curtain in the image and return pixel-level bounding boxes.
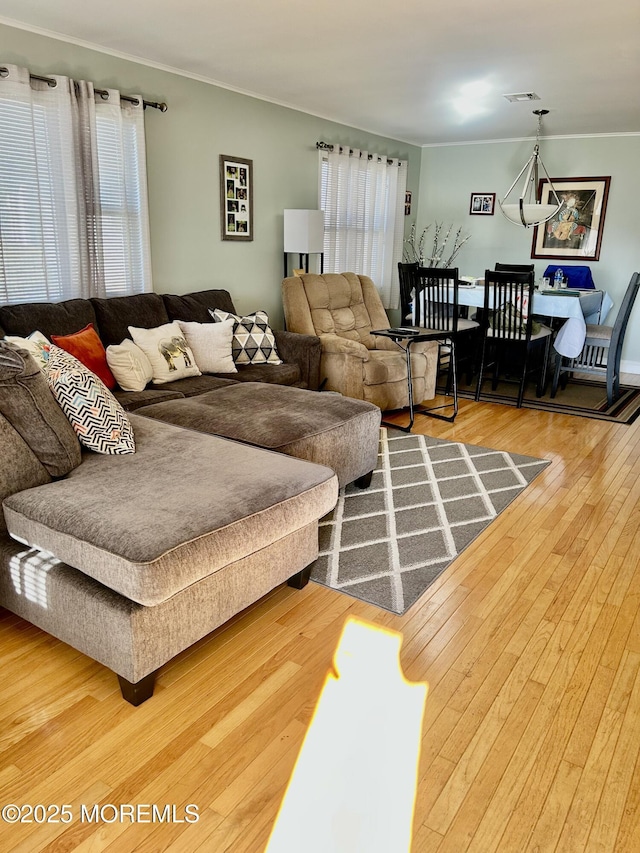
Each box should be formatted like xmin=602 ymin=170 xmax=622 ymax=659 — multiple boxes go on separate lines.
xmin=0 ymin=64 xmax=152 ymax=304
xmin=320 ymin=146 xmax=407 ymax=309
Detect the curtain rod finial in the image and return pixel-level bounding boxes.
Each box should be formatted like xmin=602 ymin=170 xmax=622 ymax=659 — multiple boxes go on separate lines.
xmin=143 ymin=100 xmax=167 ymax=112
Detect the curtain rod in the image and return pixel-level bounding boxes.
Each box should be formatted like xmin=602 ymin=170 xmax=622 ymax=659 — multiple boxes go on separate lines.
xmin=0 ymin=67 xmax=167 ymax=112
xmin=316 ymin=140 xmax=402 ymax=166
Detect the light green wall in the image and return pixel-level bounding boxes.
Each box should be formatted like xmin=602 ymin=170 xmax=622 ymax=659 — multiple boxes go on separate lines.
xmin=417 ymin=135 xmax=640 ymax=368
xmin=0 ymin=23 xmax=422 ymax=327
xmin=5 ymin=22 xmax=638 ymax=363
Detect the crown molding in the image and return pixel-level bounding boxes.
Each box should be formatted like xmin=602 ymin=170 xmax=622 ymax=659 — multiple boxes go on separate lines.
xmin=422 ymin=131 xmax=640 ymax=148
xmin=4 ymin=16 xmax=636 ymax=150
xmin=0 ymin=15 xmax=421 ymax=149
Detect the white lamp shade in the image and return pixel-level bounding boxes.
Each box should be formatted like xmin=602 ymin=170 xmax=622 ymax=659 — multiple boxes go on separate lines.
xmin=500 ymin=202 xmax=560 ymax=227
xmin=284 ymin=209 xmax=325 ymax=253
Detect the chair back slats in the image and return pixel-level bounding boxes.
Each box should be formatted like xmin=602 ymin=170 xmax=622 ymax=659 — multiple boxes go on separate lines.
xmin=580 ymin=346 xmax=607 ymax=369
xmin=412 ymin=267 xmax=459 ymax=333
xmin=482 ymin=269 xmax=535 ymax=343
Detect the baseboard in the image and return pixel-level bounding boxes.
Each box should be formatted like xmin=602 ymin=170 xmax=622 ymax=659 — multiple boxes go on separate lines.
xmin=621 ymin=360 xmax=640 ymax=376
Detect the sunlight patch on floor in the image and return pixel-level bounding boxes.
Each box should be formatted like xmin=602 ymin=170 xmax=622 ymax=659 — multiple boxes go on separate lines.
xmin=266 ymin=617 xmax=428 ymax=853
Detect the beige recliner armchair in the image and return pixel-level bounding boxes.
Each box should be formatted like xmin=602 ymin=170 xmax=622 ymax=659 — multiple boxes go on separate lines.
xmin=282 ymin=272 xmax=438 ymax=410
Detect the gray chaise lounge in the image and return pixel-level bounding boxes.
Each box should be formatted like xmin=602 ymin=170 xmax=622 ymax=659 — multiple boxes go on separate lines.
xmin=0 ymin=345 xmax=340 ymax=705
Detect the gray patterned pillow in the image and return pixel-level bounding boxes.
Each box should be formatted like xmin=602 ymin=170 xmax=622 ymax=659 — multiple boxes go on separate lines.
xmin=209 ymin=308 xmax=282 ymax=365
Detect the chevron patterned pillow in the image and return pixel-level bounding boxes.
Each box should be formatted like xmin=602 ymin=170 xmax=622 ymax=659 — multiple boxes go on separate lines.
xmin=45 ymin=346 xmax=135 ymax=455
xmin=209 ymin=309 xmax=282 ymax=365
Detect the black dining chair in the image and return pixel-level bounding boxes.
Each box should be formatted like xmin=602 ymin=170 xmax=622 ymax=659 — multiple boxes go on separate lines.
xmin=397 ymin=261 xmax=418 ymax=324
xmin=494 ymin=262 xmax=535 ymax=273
xmin=411 ymin=266 xmax=478 ymax=334
xmin=411 ymin=265 xmax=481 ymax=397
xmin=551 ymin=272 xmax=640 ymax=407
xmin=475 ymin=269 xmax=553 ymax=408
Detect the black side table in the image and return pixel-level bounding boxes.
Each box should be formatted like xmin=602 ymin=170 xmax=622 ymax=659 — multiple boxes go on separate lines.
xmin=371 ymin=327 xmax=458 ymax=431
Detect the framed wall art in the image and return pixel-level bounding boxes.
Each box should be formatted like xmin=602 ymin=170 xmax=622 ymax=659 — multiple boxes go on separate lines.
xmin=220 ymin=155 xmax=253 ymax=241
xmin=531 ymin=176 xmax=610 ymax=261
xmin=404 ymin=190 xmax=412 ymax=216
xmin=469 ymin=192 xmax=495 ymax=215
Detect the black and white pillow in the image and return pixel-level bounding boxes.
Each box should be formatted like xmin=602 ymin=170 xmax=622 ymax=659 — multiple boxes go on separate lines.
xmin=209 ymin=309 xmax=282 ymax=365
xmin=45 ymin=346 xmax=136 ymax=455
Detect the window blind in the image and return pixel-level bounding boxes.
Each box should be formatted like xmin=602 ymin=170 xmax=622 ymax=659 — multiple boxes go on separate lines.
xmin=0 ymin=65 xmax=151 ymax=305
xmin=319 ymin=147 xmax=407 ymax=309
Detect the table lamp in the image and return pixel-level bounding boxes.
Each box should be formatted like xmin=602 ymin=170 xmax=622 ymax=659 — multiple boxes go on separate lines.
xmin=284 ymin=209 xmax=324 ymax=276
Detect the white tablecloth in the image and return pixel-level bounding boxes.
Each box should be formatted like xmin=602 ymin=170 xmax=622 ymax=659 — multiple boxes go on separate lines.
xmin=547 ymin=291 xmax=613 ymax=358
xmin=454 ymin=287 xmax=613 ymax=359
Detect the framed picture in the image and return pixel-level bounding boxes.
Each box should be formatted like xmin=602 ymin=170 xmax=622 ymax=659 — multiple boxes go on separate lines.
xmin=404 ymin=190 xmax=412 ymax=216
xmin=470 ymin=192 xmax=495 ymax=215
xmin=531 ymin=176 xmax=610 ymax=261
xmin=219 ymin=155 xmax=253 ymax=241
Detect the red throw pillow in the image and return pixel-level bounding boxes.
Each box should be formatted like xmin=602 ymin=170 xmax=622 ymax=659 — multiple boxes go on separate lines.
xmin=51 ymin=323 xmax=116 ymax=390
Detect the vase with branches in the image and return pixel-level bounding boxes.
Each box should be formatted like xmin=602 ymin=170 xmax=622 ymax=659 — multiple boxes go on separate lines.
xmin=403 ymin=222 xmax=471 ymax=268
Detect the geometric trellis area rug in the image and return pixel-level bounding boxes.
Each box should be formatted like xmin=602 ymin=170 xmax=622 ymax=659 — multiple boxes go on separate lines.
xmin=310 ymin=428 xmax=550 ymax=615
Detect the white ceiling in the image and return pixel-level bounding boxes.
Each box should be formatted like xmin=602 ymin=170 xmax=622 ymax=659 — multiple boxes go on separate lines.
xmin=1 ymin=0 xmax=639 ymax=146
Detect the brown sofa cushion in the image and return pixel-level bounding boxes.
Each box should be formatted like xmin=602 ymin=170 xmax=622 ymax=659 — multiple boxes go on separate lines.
xmin=221 ymin=362 xmax=301 ymax=386
xmin=162 ymin=289 xmax=236 ymax=323
xmin=90 ymin=293 xmax=170 ymax=347
xmin=0 ymin=342 xmax=82 ymax=477
xmin=3 ymin=414 xmax=338 ymax=605
xmin=113 ymin=386 xmax=186 ymax=411
xmin=137 ymin=383 xmax=381 ymax=488
xmin=0 ymin=298 xmax=96 ymax=340
xmin=156 ymin=374 xmax=238 ymax=397
xmin=0 ymin=414 xmax=52 ymax=535
xmin=112 ymin=375 xmax=238 ymax=411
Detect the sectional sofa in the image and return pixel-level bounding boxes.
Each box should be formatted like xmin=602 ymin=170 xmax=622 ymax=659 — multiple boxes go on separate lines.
xmin=0 ymin=289 xmax=381 ymax=704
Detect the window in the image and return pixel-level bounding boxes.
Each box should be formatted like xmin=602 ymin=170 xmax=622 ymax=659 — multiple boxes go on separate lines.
xmin=319 ymin=146 xmax=407 ymax=309
xmin=94 ymin=106 xmax=151 ymax=298
xmin=0 ymin=65 xmax=152 ymax=305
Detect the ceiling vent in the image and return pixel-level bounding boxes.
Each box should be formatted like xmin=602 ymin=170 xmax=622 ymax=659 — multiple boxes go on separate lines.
xmin=503 ymin=92 xmax=541 ymax=103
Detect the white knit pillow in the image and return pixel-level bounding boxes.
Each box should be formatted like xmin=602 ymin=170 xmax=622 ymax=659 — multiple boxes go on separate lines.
xmin=177 ymin=319 xmax=237 ymax=374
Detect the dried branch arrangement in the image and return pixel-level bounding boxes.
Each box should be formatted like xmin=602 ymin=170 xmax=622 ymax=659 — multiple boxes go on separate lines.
xmin=403 ymin=222 xmax=471 ymax=268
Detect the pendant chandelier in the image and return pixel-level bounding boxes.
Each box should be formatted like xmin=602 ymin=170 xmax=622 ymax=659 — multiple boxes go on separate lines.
xmin=499 ymin=109 xmax=561 ymax=228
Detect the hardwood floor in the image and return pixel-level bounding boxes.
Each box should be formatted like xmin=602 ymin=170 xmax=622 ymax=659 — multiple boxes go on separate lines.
xmin=1 ymin=396 xmax=640 ymax=851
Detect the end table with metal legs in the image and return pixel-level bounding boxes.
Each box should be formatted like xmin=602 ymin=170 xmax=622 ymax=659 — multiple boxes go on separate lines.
xmin=371 ymin=328 xmax=459 ymax=432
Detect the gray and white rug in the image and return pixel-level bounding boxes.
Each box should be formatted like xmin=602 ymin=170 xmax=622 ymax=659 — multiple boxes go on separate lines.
xmin=310 ymin=429 xmax=550 ymax=615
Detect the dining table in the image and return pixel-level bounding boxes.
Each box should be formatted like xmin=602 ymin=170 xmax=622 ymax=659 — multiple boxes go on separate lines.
xmin=447 ymin=283 xmax=613 ymax=359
